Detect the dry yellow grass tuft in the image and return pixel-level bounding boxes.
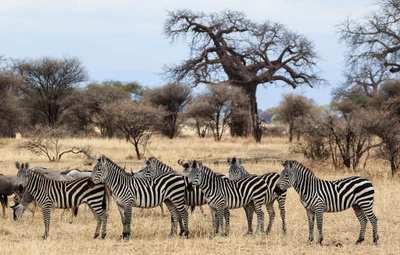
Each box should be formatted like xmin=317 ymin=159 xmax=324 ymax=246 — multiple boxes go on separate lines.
xmin=0 ymin=136 xmax=399 ymax=254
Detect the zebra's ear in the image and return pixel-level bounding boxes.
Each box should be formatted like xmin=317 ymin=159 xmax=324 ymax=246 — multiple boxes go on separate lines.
xmin=178 ymin=159 xmax=184 ymax=166
xmin=25 ymin=162 xmax=29 ymax=170
xmin=100 ymin=155 xmax=107 ymax=163
xmin=226 ymin=157 xmax=231 ymax=165
xmin=143 ymin=157 xmax=149 ymax=165
xmin=197 ymin=161 xmax=203 ymax=168
xmin=238 ymin=158 xmax=242 ymax=165
xmin=280 ymin=160 xmax=285 ymax=166
xmin=15 ymin=161 xmax=20 ymax=170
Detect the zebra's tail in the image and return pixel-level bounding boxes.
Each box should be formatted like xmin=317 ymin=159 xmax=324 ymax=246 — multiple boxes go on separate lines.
xmin=102 ymin=188 xmax=108 ymax=212
xmin=73 ymin=206 xmax=79 ymax=217
xmin=190 ymin=206 xmax=196 ymax=214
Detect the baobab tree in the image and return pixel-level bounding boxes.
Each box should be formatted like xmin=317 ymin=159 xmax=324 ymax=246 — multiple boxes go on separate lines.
xmin=163 ymin=9 xmax=323 ymax=141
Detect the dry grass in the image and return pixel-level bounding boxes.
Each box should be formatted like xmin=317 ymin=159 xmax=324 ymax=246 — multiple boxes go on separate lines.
xmin=0 ymin=136 xmax=399 ymax=254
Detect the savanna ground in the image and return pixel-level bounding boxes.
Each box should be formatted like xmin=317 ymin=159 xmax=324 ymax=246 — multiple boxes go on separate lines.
xmin=0 ymin=134 xmax=399 ymax=255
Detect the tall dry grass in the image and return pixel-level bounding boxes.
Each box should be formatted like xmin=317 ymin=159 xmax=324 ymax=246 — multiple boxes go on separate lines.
xmin=0 ymin=136 xmax=399 ymax=254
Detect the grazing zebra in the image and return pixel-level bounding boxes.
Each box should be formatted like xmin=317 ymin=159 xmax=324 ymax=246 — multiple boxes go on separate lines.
xmin=186 ymin=160 xmax=269 ymax=238
xmin=227 ymin=157 xmax=287 ymax=235
xmin=87 ymin=155 xmax=189 ymax=240
xmin=275 ymin=160 xmax=378 ymax=244
xmin=14 ymin=163 xmax=108 ymax=240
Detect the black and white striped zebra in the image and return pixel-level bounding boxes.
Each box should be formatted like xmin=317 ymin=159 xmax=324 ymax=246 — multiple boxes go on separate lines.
xmin=137 ymin=157 xmax=207 ymax=214
xmin=275 ymin=160 xmax=378 ymax=244
xmin=227 ymin=157 xmax=287 ymax=235
xmin=87 ymin=155 xmax=189 ymax=240
xmin=14 ymin=163 xmax=108 ymax=240
xmin=186 ymin=160 xmax=269 ymax=238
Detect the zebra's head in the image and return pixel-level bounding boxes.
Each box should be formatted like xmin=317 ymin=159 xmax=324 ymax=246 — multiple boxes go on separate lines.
xmin=134 ymin=157 xmax=152 ymax=178
xmin=15 ymin=161 xmax=30 ymax=187
xmin=227 ymin=157 xmax=245 ymax=180
xmin=10 ymin=202 xmax=24 ymax=221
xmin=276 ymin=160 xmax=297 ymax=193
xmin=187 ymin=160 xmax=203 ymax=187
xmin=177 ymin=159 xmax=192 ymax=173
xmin=88 ymin=155 xmax=109 ymax=187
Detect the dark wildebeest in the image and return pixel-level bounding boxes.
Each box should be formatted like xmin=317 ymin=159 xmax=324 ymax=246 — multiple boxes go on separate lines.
xmin=0 ymin=173 xmax=21 ymax=218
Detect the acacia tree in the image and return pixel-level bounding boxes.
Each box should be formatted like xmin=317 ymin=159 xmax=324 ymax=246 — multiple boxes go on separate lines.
xmin=277 ymin=94 xmax=315 ymax=143
xmin=338 ymin=0 xmax=400 ymax=74
xmin=0 ymin=66 xmax=23 ymax=137
xmin=101 ymin=101 xmax=164 ymax=159
xmin=12 ymin=56 xmax=88 ymax=127
xmin=164 ymin=9 xmax=322 ymax=141
xmin=186 ymin=83 xmax=248 ymax=141
xmin=70 ymin=82 xmax=132 ymax=137
xmin=143 ymin=83 xmax=191 ymax=138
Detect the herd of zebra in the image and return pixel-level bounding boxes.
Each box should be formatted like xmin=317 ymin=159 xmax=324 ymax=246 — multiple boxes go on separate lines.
xmin=2 ymin=155 xmax=379 ymax=245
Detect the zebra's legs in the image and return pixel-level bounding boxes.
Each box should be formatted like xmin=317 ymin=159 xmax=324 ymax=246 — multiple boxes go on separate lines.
xmin=123 ymin=204 xmax=133 ymax=240
xmin=175 ymin=203 xmax=189 ymax=238
xmin=116 ymin=202 xmax=131 ymax=240
xmin=306 ymin=209 xmax=315 ymax=243
xmin=164 ymin=201 xmax=179 ymax=238
xmin=360 ymin=204 xmax=379 ymax=244
xmin=89 ymin=206 xmax=102 ymax=239
xmin=0 ymin=195 xmax=6 ymax=218
xmin=243 ymin=204 xmax=254 ymax=235
xmin=216 ymin=207 xmax=225 ymax=237
xmin=277 ymin=194 xmax=287 ymax=235
xmin=315 ymin=208 xmax=324 ymax=244
xmin=224 ymin=208 xmax=230 ymax=236
xmin=41 ymin=206 xmax=51 ymax=240
xmin=265 ymin=202 xmax=276 ymax=234
xmin=209 ymin=207 xmax=218 ymax=238
xmin=254 ymin=203 xmax=265 ymax=234
xmin=353 ymin=205 xmax=367 ymax=244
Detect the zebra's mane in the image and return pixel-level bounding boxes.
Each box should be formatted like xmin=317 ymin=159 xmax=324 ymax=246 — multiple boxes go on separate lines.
xmin=104 ymin=156 xmax=130 ymax=176
xmin=292 ymin=160 xmax=315 ymax=175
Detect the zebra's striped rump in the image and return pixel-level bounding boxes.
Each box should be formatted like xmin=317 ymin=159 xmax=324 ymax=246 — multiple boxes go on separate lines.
xmin=278 ymin=160 xmax=378 ymax=244
xmin=89 ymin=155 xmax=189 ymax=240
xmin=16 ymin=169 xmax=108 ymax=240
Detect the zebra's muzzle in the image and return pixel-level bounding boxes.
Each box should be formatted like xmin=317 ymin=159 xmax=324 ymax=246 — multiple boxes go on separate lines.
xmin=274 ymin=183 xmax=285 ymax=196
xmin=87 ymin=177 xmax=95 ymax=188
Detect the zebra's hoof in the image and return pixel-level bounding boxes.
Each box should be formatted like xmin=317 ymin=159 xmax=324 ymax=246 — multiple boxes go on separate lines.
xmin=101 ymin=234 xmax=107 ymax=239
xmin=373 ymin=236 xmax=379 ymax=245
xmin=356 ymin=238 xmax=364 ymax=244
xmin=93 ymin=233 xmax=99 ymax=239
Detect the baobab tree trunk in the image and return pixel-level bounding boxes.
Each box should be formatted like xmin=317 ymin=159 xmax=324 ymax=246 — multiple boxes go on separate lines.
xmin=230 ymin=83 xmax=260 ymax=141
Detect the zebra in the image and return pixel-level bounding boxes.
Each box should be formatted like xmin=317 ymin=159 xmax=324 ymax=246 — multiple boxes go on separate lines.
xmin=137 ymin=157 xmax=207 ymax=215
xmin=186 ymin=160 xmax=269 ymax=238
xmin=227 ymin=157 xmax=287 ymax=235
xmin=87 ymin=155 xmax=189 ymax=240
xmin=14 ymin=162 xmax=108 ymax=240
xmin=275 ymin=160 xmax=378 ymax=245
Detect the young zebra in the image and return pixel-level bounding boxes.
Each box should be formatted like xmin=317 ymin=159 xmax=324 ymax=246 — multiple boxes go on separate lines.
xmin=187 ymin=160 xmax=269 ymax=238
xmin=13 ymin=163 xmax=108 ymax=240
xmin=227 ymin=157 xmax=287 ymax=235
xmin=87 ymin=155 xmax=189 ymax=240
xmin=275 ymin=160 xmax=378 ymax=244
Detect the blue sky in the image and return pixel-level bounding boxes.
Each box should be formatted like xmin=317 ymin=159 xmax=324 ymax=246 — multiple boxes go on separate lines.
xmin=0 ymin=0 xmax=375 ymax=110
